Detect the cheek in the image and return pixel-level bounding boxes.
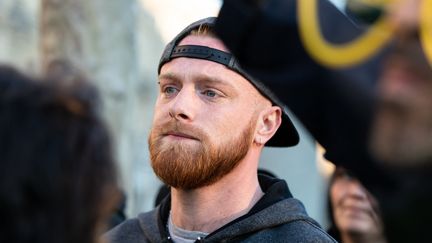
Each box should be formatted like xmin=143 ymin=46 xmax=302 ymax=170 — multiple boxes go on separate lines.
xmin=152 ymin=103 xmax=169 ymax=122
xmin=208 ymin=109 xmax=243 ymax=127
xmin=207 ymin=120 xmax=232 ymax=142
xmin=330 ymin=183 xmax=345 ymax=207
xmin=151 ymin=114 xmax=162 ymax=128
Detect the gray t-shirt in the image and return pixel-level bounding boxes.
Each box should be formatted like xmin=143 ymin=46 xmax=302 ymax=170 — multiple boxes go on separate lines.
xmin=168 ymin=212 xmax=209 ymax=243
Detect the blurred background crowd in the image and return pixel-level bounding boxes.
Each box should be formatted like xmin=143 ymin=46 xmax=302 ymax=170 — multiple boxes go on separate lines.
xmin=1 ymin=0 xmax=431 ymax=242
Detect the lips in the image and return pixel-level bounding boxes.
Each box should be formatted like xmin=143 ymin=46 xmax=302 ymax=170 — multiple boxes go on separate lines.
xmin=339 ymin=200 xmax=372 ymax=217
xmin=342 ymin=205 xmax=368 ymax=213
xmin=164 ymin=131 xmax=199 ymax=140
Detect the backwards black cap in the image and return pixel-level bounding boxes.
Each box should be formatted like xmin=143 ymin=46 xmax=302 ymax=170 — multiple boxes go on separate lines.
xmin=158 ymin=17 xmax=299 ymax=147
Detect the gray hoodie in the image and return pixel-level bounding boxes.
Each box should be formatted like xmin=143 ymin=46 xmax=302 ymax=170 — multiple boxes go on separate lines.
xmin=105 ymin=175 xmax=336 ymax=243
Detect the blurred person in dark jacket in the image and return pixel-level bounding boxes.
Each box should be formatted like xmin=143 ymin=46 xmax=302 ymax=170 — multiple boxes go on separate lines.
xmin=0 ymin=65 xmax=120 ymax=243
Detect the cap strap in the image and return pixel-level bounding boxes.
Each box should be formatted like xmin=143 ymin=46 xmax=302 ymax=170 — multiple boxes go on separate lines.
xmin=171 ymin=45 xmax=236 ymax=69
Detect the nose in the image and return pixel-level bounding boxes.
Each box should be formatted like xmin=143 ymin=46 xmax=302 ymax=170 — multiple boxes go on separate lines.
xmin=346 ymin=180 xmax=368 ymax=200
xmin=169 ymin=87 xmax=197 ymax=122
xmin=388 ymin=0 xmax=420 ymax=38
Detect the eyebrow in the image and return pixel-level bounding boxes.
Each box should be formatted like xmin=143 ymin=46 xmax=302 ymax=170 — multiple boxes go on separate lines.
xmin=159 ymin=72 xmax=235 ymax=89
xmin=158 ymin=73 xmax=180 ymax=83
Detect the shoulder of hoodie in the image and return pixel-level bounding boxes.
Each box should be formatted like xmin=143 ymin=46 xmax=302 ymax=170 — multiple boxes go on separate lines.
xmin=207 ymin=198 xmax=336 ymax=242
xmin=227 ymin=217 xmax=337 ymax=243
xmin=268 ymin=217 xmax=337 ymax=242
xmin=261 ymin=197 xmax=337 ymax=242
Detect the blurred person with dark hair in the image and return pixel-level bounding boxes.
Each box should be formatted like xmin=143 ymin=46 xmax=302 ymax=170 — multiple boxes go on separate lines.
xmin=0 ymin=65 xmax=120 ymax=243
xmin=327 ymin=167 xmax=386 ymax=243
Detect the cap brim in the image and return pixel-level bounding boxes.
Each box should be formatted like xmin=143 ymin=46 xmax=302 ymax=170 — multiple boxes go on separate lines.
xmin=266 ymin=110 xmax=299 ymax=147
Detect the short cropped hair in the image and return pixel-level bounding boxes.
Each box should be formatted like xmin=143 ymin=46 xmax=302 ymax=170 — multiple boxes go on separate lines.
xmin=0 ymin=66 xmax=119 ymax=243
xmin=190 ymin=23 xmax=216 ymax=37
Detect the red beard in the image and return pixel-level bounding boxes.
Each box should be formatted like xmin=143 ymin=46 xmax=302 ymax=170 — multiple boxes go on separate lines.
xmin=148 ymin=120 xmax=255 ymax=190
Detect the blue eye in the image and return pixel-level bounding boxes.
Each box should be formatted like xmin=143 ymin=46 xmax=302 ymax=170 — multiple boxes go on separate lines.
xmin=164 ymin=86 xmax=177 ymax=95
xmin=204 ymin=90 xmax=217 ymax=97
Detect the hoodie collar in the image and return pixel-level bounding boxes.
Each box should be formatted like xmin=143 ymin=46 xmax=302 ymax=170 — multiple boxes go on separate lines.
xmin=156 ymin=174 xmax=293 ymax=240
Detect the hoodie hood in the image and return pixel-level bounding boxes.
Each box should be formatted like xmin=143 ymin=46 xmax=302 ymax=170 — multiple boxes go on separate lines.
xmin=137 ymin=175 xmax=330 ymax=242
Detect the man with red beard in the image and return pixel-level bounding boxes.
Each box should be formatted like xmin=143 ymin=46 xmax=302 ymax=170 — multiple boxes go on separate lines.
xmin=105 ymin=17 xmax=336 ymax=243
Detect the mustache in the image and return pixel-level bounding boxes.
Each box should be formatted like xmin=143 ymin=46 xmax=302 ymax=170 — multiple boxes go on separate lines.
xmin=335 ymin=196 xmax=372 ymax=216
xmin=388 ymin=41 xmax=432 ymax=79
xmin=377 ymin=95 xmax=413 ymax=118
xmin=152 ymin=121 xmax=206 ymax=141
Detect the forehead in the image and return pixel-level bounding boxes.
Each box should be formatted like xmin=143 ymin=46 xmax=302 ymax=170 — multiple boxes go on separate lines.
xmin=179 ymin=34 xmax=230 ymax=52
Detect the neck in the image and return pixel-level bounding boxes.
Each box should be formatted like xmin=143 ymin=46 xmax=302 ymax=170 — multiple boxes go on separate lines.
xmin=340 ymin=232 xmax=387 ymax=243
xmin=170 ymin=149 xmax=264 ymax=233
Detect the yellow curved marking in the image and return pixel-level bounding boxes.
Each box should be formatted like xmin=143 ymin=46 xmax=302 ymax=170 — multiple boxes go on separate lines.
xmin=356 ymin=0 xmax=394 ymax=7
xmin=298 ymin=0 xmax=394 ymax=68
xmin=420 ymin=0 xmax=432 ymax=67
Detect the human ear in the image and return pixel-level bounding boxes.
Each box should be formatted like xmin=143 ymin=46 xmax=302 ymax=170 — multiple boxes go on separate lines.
xmin=254 ymin=106 xmax=282 ymax=145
